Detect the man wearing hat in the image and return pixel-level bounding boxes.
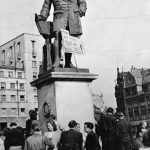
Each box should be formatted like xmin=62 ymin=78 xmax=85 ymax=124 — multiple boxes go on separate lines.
xmin=97 ymin=107 xmax=117 ymax=150
xmin=24 ymin=120 xmax=54 ymax=150
xmin=116 ymin=112 xmax=133 ymax=150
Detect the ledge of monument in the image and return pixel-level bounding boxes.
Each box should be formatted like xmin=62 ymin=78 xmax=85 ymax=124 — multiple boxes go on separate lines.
xmin=31 ymin=68 xmax=98 ymax=87
xmin=39 ymin=67 xmax=89 ymax=78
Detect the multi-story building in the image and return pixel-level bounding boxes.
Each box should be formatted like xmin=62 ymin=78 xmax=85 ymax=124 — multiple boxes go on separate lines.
xmin=0 ymin=33 xmax=44 ymax=129
xmin=115 ymin=67 xmax=150 ymax=126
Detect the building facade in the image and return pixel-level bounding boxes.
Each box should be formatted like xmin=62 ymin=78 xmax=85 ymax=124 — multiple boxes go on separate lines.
xmin=0 ymin=33 xmax=44 ymax=128
xmin=115 ymin=67 xmax=150 ymax=125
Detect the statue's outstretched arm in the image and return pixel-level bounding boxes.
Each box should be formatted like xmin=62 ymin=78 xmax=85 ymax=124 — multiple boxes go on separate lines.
xmin=40 ymin=0 xmax=52 ymax=20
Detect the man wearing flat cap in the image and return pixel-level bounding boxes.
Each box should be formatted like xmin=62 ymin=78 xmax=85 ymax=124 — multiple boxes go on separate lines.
xmin=116 ymin=112 xmax=133 ymax=150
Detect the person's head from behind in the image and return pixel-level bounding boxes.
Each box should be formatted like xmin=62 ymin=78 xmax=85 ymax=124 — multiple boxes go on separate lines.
xmin=29 ymin=110 xmax=37 ymax=120
xmin=10 ymin=122 xmax=17 ymax=129
xmin=68 ymin=120 xmax=77 ymax=129
xmin=75 ymin=123 xmax=80 ymax=132
xmin=84 ymin=122 xmax=94 ymax=133
xmin=116 ymin=112 xmax=124 ymax=119
xmin=32 ymin=120 xmax=40 ymax=132
xmin=137 ymin=131 xmax=143 ymax=139
xmin=106 ymin=107 xmax=114 ymax=115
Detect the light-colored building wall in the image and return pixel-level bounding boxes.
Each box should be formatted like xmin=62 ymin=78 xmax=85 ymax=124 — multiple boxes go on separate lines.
xmin=0 ymin=33 xmax=44 ymax=128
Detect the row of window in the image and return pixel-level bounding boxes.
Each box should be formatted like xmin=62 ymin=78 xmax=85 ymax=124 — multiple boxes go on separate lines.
xmin=1 ymin=40 xmax=37 ymax=65
xmin=0 ymin=71 xmax=37 ymax=81
xmin=127 ymin=96 xmax=150 ymax=106
xmin=0 ymin=71 xmax=24 ymax=78
xmin=0 ymin=82 xmax=25 ymax=90
xmin=1 ymin=108 xmax=25 ymax=116
xmin=1 ymin=95 xmax=25 ymax=102
xmin=128 ymin=105 xmax=150 ymax=121
xmin=0 ymin=95 xmax=37 ymax=102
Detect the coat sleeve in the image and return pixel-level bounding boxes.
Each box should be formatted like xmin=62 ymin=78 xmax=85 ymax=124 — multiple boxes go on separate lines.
xmin=24 ymin=140 xmax=29 ymax=150
xmin=77 ymin=0 xmax=87 ymax=17
xmin=45 ymin=136 xmax=55 ymax=149
xmin=40 ymin=0 xmax=52 ymax=20
xmin=79 ymin=133 xmax=83 ymax=150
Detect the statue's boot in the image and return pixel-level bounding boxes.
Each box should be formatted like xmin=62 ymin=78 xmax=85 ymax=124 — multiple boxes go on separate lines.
xmin=64 ymin=53 xmax=76 ymax=68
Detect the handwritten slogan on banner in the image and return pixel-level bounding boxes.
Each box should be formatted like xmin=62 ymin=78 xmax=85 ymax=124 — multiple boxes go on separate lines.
xmin=61 ymin=29 xmax=85 ymax=54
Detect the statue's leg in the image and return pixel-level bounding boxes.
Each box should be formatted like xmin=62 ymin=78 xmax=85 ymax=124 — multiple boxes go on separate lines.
xmin=64 ymin=35 xmax=79 ymax=68
xmin=52 ymin=31 xmax=61 ymax=67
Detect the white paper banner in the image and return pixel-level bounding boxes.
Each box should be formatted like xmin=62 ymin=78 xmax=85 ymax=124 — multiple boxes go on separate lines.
xmin=61 ymin=28 xmax=85 ymax=54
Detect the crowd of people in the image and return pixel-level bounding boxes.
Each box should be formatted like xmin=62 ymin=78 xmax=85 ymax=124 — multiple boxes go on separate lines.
xmin=96 ymin=107 xmax=150 ymax=150
xmin=0 ymin=108 xmax=150 ymax=150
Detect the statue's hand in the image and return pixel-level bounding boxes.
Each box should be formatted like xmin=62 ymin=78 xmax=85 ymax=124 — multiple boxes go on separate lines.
xmin=79 ymin=9 xmax=85 ymax=17
xmin=35 ymin=14 xmax=46 ymax=22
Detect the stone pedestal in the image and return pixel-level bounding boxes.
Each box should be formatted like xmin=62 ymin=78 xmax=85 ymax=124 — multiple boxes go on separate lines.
xmin=31 ymin=68 xmax=98 ymax=133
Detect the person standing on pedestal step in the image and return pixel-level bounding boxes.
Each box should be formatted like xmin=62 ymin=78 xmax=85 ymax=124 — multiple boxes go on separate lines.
xmin=97 ymin=107 xmax=117 ymax=150
xmin=58 ymin=120 xmax=83 ymax=150
xmin=25 ymin=110 xmax=37 ymax=139
xmin=37 ymin=0 xmax=87 ymax=68
xmin=84 ymin=122 xmax=101 ymax=150
xmin=116 ymin=112 xmax=133 ymax=150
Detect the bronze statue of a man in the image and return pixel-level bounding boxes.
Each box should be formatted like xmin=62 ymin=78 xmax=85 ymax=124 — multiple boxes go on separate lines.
xmin=38 ymin=0 xmax=87 ymax=68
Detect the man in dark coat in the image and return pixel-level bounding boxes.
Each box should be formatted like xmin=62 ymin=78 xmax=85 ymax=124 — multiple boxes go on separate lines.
xmin=38 ymin=0 xmax=87 ymax=68
xmin=116 ymin=112 xmax=133 ymax=150
xmin=59 ymin=120 xmax=83 ymax=150
xmin=25 ymin=110 xmax=37 ymax=139
xmin=4 ymin=122 xmax=25 ymax=150
xmin=97 ymin=107 xmax=117 ymax=150
xmin=84 ymin=122 xmax=101 ymax=150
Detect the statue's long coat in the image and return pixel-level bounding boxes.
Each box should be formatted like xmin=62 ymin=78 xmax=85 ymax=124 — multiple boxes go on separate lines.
xmin=40 ymin=0 xmax=87 ymax=35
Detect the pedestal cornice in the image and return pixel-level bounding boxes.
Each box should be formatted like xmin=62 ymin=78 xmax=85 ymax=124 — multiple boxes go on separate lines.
xmin=31 ymin=68 xmax=98 ymax=87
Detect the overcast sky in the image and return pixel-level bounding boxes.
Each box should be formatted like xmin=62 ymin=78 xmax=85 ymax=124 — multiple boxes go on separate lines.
xmin=1 ymin=0 xmax=150 ymax=108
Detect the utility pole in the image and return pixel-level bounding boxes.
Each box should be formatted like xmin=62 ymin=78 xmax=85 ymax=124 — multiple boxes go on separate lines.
xmin=16 ymin=80 xmax=19 ymax=116
xmin=14 ymin=42 xmax=20 ymax=118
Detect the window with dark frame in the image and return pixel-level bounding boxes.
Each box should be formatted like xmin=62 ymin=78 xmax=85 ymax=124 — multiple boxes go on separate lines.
xmin=8 ymin=71 xmax=13 ymax=78
xmin=33 ymin=72 xmax=37 ymax=80
xmin=18 ymin=72 xmax=22 ymax=78
xmin=32 ymin=61 xmax=37 ymax=68
xmin=20 ymin=83 xmax=25 ymax=90
xmin=1 ymin=95 xmax=6 ymax=101
xmin=20 ymin=95 xmax=25 ymax=101
xmin=10 ymin=83 xmax=15 ymax=89
xmin=1 ymin=82 xmax=6 ymax=89
xmin=0 ymin=71 xmax=4 ymax=77
xmin=11 ymin=95 xmax=16 ymax=102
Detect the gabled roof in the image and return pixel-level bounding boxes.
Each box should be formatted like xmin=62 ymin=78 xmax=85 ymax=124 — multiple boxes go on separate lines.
xmin=130 ymin=68 xmax=143 ymax=85
xmin=142 ymin=69 xmax=150 ymax=84
xmin=126 ymin=68 xmax=150 ymax=85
